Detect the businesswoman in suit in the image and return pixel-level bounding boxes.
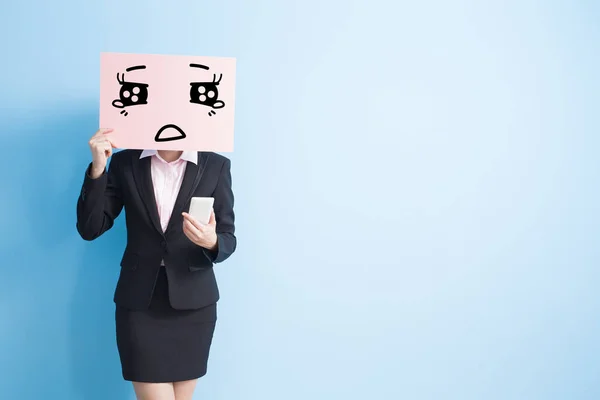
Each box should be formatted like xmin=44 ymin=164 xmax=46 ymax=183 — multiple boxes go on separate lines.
xmin=76 ymin=128 xmax=236 ymax=400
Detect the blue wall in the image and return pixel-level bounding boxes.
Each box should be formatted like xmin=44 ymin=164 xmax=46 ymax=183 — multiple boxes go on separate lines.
xmin=1 ymin=1 xmax=599 ymax=399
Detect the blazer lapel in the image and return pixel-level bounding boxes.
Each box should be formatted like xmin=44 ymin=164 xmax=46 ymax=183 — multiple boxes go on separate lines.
xmin=166 ymin=152 xmax=210 ymax=233
xmin=131 ymin=153 xmax=163 ymax=235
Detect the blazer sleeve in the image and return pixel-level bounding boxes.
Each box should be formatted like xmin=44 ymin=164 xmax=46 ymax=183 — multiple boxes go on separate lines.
xmin=204 ymin=158 xmax=237 ymax=264
xmin=76 ymin=155 xmax=124 ymax=241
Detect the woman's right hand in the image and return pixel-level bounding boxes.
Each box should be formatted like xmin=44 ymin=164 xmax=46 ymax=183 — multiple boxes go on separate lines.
xmin=88 ymin=128 xmax=115 ymax=179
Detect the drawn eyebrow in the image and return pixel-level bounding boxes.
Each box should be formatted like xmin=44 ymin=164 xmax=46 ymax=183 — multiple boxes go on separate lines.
xmin=189 ymin=63 xmax=209 ymax=70
xmin=125 ymin=65 xmax=147 ymax=72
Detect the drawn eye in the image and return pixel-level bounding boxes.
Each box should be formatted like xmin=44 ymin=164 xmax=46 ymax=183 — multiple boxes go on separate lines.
xmin=112 ymin=72 xmax=149 ymax=116
xmin=189 ymin=73 xmax=225 ymax=116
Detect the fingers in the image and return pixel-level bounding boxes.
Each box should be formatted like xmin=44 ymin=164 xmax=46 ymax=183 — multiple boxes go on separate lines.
xmin=183 ymin=220 xmax=195 ymax=239
xmin=106 ymin=135 xmax=117 ymax=148
xmin=97 ymin=140 xmax=112 ymax=155
xmin=90 ymin=129 xmax=115 ymax=146
xmin=182 ymin=212 xmax=206 ymax=231
xmin=183 ymin=219 xmax=202 ymax=242
xmin=89 ymin=136 xmax=111 ymax=147
xmin=90 ymin=131 xmax=113 ymax=141
xmin=182 ymin=210 xmax=216 ymax=228
xmin=183 ymin=221 xmax=193 ymax=239
xmin=183 ymin=215 xmax=218 ymax=249
xmin=184 ymin=218 xmax=202 ymax=236
xmin=183 ymin=225 xmax=199 ymax=245
xmin=95 ymin=128 xmax=114 ymax=137
xmin=90 ymin=135 xmax=116 ymax=150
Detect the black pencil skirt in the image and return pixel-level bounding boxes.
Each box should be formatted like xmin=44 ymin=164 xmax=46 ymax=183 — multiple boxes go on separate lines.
xmin=115 ymin=266 xmax=217 ymax=383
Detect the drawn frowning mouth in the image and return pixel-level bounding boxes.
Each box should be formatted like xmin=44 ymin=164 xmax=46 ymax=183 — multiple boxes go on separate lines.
xmin=154 ymin=124 xmax=186 ymax=142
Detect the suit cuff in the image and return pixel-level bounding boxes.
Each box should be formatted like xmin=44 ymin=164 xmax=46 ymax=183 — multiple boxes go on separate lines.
xmin=81 ymin=163 xmax=107 ymax=200
xmin=84 ymin=163 xmax=107 ymax=181
xmin=202 ymin=233 xmax=222 ymax=263
xmin=203 ymin=245 xmax=218 ymax=263
xmin=203 ymin=249 xmax=217 ymax=262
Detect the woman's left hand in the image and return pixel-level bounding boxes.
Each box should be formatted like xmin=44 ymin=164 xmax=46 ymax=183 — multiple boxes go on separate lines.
xmin=182 ymin=210 xmax=218 ymax=251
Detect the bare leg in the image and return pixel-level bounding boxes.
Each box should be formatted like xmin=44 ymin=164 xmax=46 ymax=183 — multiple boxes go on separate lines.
xmin=132 ymin=382 xmax=176 ymax=400
xmin=173 ymin=379 xmax=199 ymax=400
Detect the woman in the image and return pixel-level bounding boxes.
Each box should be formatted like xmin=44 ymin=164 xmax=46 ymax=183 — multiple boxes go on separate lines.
xmin=76 ymin=128 xmax=236 ymax=400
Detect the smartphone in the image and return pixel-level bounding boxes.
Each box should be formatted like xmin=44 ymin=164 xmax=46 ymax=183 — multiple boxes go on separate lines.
xmin=188 ymin=197 xmax=215 ymax=224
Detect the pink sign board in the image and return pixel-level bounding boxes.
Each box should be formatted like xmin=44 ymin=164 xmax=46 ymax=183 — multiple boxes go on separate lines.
xmin=99 ymin=52 xmax=236 ymax=151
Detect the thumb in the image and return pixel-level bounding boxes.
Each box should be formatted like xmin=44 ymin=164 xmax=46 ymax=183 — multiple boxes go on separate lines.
xmin=209 ymin=209 xmax=216 ymax=225
xmin=105 ymin=141 xmax=113 ymax=156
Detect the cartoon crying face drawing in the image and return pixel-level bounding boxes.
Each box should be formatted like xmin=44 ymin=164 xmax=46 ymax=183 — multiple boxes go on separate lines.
xmin=111 ymin=66 xmax=150 ymax=112
xmin=188 ymin=64 xmax=225 ymax=114
xmin=99 ymin=52 xmax=236 ymax=151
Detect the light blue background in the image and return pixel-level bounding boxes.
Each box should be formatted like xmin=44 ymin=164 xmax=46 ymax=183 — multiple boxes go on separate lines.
xmin=0 ymin=1 xmax=599 ymax=399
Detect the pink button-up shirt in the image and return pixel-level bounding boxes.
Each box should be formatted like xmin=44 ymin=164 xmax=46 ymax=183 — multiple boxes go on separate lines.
xmin=139 ymin=150 xmax=198 ymax=232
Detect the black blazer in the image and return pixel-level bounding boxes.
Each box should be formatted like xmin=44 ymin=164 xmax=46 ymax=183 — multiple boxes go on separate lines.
xmin=76 ymin=150 xmax=236 ymax=310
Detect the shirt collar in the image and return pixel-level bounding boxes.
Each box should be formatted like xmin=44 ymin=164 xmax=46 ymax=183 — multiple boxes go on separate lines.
xmin=140 ymin=150 xmax=198 ymax=165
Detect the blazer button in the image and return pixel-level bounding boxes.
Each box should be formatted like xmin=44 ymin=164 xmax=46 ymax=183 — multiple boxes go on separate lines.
xmin=161 ymin=241 xmax=167 ymax=249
